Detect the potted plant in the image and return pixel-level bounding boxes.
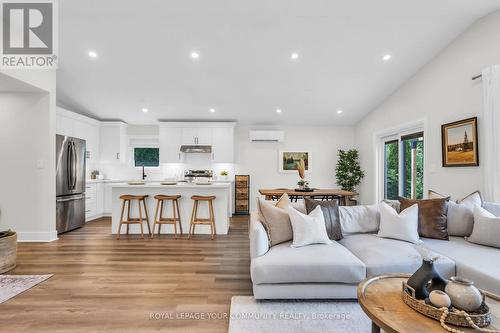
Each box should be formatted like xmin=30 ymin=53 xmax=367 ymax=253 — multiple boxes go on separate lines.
xmin=296 ymin=159 xmax=310 ymax=190
xmin=335 ymin=149 xmax=364 ymax=192
xmin=219 ymin=170 xmax=229 ymax=181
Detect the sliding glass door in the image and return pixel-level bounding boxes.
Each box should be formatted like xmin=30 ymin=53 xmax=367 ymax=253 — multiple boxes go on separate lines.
xmin=382 ymin=131 xmax=424 ymax=200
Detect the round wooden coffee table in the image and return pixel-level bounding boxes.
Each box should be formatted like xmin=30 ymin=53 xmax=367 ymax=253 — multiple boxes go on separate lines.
xmin=357 ymin=274 xmax=500 ymax=333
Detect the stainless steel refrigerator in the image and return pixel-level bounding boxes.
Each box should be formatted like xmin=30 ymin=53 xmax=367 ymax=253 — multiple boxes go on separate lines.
xmin=56 ymin=134 xmax=86 ymax=234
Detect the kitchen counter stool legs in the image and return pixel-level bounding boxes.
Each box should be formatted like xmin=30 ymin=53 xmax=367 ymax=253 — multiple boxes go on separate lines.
xmin=117 ymin=195 xmax=151 ymax=239
xmin=188 ymin=195 xmax=216 ymax=240
xmin=152 ymin=195 xmax=183 ymax=239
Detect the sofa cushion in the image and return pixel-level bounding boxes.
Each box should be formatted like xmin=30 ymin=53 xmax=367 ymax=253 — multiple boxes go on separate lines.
xmin=483 ymin=201 xmax=500 ymax=217
xmin=304 ymin=198 xmax=343 ymax=240
xmin=422 ymin=237 xmax=500 ymax=295
xmin=339 ymin=204 xmax=380 ymax=235
xmin=258 ymin=197 xmax=293 ymax=247
xmin=399 ymin=197 xmax=450 ymax=240
xmin=377 ymin=202 xmax=421 ymax=244
xmin=251 ymin=241 xmax=366 ymax=284
xmin=468 ymin=205 xmax=500 ymax=248
xmin=428 ymin=190 xmax=482 ymax=237
xmin=339 ymin=234 xmax=455 ymax=278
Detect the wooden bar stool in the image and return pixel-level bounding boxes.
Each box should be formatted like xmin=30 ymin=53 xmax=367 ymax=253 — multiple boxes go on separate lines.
xmin=152 ymin=195 xmax=182 ymax=239
xmin=188 ymin=195 xmax=216 ymax=240
xmin=117 ymin=195 xmax=151 ymax=239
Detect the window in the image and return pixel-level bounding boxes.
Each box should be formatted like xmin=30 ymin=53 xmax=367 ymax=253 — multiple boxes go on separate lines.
xmin=133 ymin=147 xmax=159 ymax=167
xmin=384 ymin=140 xmax=399 ymax=200
xmin=382 ymin=130 xmax=424 ymax=200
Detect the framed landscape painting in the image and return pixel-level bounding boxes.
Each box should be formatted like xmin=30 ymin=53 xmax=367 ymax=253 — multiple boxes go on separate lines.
xmin=441 ymin=117 xmax=478 ymax=167
xmin=279 ymin=151 xmax=311 ymax=173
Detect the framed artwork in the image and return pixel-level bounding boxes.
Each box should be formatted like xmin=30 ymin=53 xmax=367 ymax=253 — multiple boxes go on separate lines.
xmin=279 ymin=151 xmax=311 ymax=173
xmin=441 ymin=117 xmax=479 ymax=167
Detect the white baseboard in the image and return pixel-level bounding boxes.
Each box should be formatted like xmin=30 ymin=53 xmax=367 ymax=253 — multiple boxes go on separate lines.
xmin=17 ymin=230 xmax=58 ymax=242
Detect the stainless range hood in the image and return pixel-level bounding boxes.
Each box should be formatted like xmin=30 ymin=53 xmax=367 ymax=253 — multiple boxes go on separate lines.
xmin=180 ymin=145 xmax=212 ymax=153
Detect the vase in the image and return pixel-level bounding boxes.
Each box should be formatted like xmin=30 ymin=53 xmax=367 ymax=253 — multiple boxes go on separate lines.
xmin=407 ymin=259 xmax=447 ymax=300
xmin=445 ymin=277 xmax=483 ymax=312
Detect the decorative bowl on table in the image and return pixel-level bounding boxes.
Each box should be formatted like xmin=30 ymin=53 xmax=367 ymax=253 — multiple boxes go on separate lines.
xmin=294 ymin=188 xmax=314 ymax=192
xmin=160 ymin=181 xmax=177 ymax=185
xmin=127 ymin=181 xmax=145 ymax=185
xmin=402 ymin=281 xmax=492 ymax=328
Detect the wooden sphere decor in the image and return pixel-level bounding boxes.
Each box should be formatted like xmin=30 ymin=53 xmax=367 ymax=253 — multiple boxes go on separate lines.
xmin=0 ymin=230 xmax=17 ymax=273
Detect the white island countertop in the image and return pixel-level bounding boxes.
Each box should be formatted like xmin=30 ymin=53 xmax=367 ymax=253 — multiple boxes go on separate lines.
xmin=110 ymin=182 xmax=231 ymax=189
xmin=110 ymin=182 xmax=232 ymax=236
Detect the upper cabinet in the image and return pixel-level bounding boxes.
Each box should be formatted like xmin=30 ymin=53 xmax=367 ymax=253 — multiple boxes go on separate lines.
xmin=181 ymin=127 xmax=213 ymax=145
xmin=160 ymin=126 xmax=184 ymax=163
xmin=56 ymin=108 xmax=100 ymax=163
xmin=160 ymin=122 xmax=235 ymax=163
xmin=100 ymin=122 xmax=128 ymax=163
xmin=212 ymin=127 xmax=234 ymax=163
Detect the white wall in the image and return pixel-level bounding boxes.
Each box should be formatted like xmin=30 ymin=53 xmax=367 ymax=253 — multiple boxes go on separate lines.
xmin=235 ymin=125 xmax=355 ymax=211
xmin=0 ymin=71 xmax=57 ymax=241
xmin=354 ymin=10 xmax=500 ymax=204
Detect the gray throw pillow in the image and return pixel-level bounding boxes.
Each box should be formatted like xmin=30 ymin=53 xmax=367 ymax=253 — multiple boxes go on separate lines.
xmin=304 ymin=198 xmax=343 ymax=241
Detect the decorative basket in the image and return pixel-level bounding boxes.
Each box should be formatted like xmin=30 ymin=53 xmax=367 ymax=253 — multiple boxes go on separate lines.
xmin=402 ymin=281 xmax=491 ymax=328
xmin=0 ymin=230 xmax=17 ymax=274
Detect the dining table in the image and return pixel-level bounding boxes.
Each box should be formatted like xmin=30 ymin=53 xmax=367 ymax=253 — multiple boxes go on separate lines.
xmin=258 ymin=188 xmax=357 ymax=206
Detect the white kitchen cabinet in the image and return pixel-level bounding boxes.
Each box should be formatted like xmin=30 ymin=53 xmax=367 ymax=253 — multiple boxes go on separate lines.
xmin=85 ymin=182 xmax=105 ymax=221
xmin=181 ymin=127 xmax=212 ymax=145
xmin=212 ymin=127 xmax=234 ymax=163
xmin=160 ymin=127 xmax=184 ymax=163
xmin=56 ymin=108 xmax=101 ymax=168
xmin=96 ymin=183 xmax=104 ymax=216
xmin=103 ymin=183 xmax=114 ymax=215
xmin=100 ymin=122 xmax=127 ymax=163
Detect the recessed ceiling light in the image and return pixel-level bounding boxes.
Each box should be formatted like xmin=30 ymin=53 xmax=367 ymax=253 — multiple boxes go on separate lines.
xmin=383 ymin=54 xmax=392 ymax=61
xmin=191 ymin=51 xmax=200 ymax=60
xmin=291 ymin=53 xmax=299 ymax=60
xmin=337 ymin=110 xmax=343 ymax=114
xmin=209 ymin=108 xmax=215 ymax=113
xmin=88 ymin=50 xmax=97 ymax=58
xmin=276 ymin=109 xmax=282 ymax=114
xmin=141 ymin=107 xmax=148 ymax=113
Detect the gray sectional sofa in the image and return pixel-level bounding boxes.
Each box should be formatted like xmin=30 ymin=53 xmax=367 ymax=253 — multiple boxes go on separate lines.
xmin=249 ymin=203 xmax=500 ymax=300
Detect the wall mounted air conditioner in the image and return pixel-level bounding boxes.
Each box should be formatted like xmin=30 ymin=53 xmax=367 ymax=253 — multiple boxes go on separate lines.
xmin=249 ymin=130 xmax=284 ymax=142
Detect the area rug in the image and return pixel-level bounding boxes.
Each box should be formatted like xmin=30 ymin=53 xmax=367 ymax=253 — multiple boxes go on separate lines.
xmin=229 ymin=296 xmax=372 ymax=333
xmin=0 ymin=274 xmax=53 ymax=304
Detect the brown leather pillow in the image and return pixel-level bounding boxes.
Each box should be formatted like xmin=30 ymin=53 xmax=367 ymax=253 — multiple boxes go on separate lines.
xmin=398 ymin=197 xmax=450 ymax=240
xmin=304 ymin=198 xmax=343 ymax=241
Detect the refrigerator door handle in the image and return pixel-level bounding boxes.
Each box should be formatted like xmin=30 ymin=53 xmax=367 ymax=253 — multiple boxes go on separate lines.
xmin=71 ymin=141 xmax=78 ymax=190
xmin=67 ymin=142 xmax=73 ymax=189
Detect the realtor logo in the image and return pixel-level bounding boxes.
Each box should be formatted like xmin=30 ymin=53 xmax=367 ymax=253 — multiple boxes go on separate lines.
xmin=1 ymin=0 xmax=58 ymax=68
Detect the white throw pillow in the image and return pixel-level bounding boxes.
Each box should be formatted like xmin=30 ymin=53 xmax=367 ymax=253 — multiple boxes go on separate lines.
xmin=339 ymin=205 xmax=380 ymax=235
xmin=287 ymin=206 xmax=332 ymax=248
xmin=428 ymin=190 xmax=482 ymax=237
xmin=377 ymin=202 xmax=421 ymax=244
xmin=468 ymin=206 xmax=500 ymax=249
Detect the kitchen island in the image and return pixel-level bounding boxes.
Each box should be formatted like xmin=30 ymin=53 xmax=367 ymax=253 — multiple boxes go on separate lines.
xmin=111 ymin=182 xmax=232 ymax=235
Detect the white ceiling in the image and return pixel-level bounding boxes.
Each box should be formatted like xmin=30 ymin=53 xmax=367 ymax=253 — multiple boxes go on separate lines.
xmin=57 ymin=0 xmax=500 ymax=126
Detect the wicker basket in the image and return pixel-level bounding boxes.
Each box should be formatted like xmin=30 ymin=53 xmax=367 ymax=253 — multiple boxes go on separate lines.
xmin=0 ymin=230 xmax=17 ymax=274
xmin=402 ymin=281 xmax=491 ymax=328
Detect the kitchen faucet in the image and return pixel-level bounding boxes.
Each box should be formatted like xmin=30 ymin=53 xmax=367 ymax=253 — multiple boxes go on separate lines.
xmin=142 ymin=165 xmax=147 ymax=180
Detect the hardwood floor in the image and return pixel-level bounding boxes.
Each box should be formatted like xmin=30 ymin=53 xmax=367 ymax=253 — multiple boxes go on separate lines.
xmin=1 ymin=216 xmax=252 ymax=333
